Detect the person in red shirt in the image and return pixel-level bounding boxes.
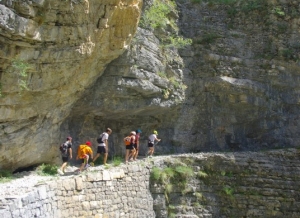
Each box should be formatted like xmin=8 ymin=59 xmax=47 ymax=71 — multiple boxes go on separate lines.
xmin=132 ymin=129 xmax=142 ymax=161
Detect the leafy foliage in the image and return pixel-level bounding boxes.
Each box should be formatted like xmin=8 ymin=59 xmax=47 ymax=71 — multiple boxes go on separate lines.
xmin=140 ymin=0 xmax=175 ymax=30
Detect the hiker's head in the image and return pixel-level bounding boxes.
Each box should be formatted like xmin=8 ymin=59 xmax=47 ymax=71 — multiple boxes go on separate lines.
xmin=130 ymin=131 xmax=136 ymax=136
xmin=153 ymin=130 xmax=158 ymax=135
xmin=86 ymin=141 xmax=92 ymax=146
xmin=136 ymin=129 xmax=142 ymax=134
xmin=67 ymin=136 xmax=72 ymax=141
xmin=106 ymin=128 xmax=112 ymax=134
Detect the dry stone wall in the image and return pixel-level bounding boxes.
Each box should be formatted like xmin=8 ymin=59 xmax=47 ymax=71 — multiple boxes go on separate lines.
xmin=151 ymin=149 xmax=300 ymax=218
xmin=0 ymin=164 xmax=155 ymax=218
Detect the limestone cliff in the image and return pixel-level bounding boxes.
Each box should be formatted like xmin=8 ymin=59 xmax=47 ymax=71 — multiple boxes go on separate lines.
xmin=0 ymin=0 xmax=143 ymax=170
xmin=1 ymin=0 xmax=300 ymax=171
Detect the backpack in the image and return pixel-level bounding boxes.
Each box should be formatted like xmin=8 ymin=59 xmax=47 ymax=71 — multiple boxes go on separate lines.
xmin=60 ymin=142 xmax=68 ymax=153
xmin=77 ymin=144 xmax=91 ymax=159
xmin=123 ymin=136 xmax=132 ymax=146
xmin=97 ymin=133 xmax=104 ymax=143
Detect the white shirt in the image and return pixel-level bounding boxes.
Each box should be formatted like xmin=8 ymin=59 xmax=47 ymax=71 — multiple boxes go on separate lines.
xmin=99 ymin=132 xmax=109 ymax=147
xmin=148 ymin=134 xmax=158 ymax=143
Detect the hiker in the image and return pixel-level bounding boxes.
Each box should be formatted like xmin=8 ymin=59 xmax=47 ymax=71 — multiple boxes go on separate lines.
xmin=132 ymin=129 xmax=142 ymax=161
xmin=58 ymin=136 xmax=72 ymax=175
xmin=125 ymin=131 xmax=136 ymax=163
xmin=76 ymin=141 xmax=93 ymax=173
xmin=92 ymin=128 xmax=112 ymax=166
xmin=147 ymin=130 xmax=161 ymax=158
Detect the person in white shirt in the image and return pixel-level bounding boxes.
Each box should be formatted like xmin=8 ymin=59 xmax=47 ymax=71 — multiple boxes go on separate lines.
xmin=147 ymin=130 xmax=161 ymax=158
xmin=92 ymin=128 xmax=112 ymax=166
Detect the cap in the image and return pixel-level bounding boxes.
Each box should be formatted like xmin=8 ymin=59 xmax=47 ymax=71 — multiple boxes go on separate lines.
xmin=136 ymin=129 xmax=142 ymax=133
xmin=67 ymin=136 xmax=72 ymax=140
xmin=86 ymin=141 xmax=91 ymax=146
xmin=153 ymin=130 xmax=158 ymax=135
xmin=130 ymin=131 xmax=136 ymax=135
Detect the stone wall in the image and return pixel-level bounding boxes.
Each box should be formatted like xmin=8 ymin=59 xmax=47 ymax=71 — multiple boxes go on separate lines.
xmin=1 ymin=149 xmax=300 ymax=218
xmin=0 ymin=164 xmax=155 ymax=218
xmin=151 ymin=149 xmax=300 ymax=218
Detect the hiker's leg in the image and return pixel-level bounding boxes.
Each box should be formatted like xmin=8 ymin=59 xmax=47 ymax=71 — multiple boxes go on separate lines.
xmin=103 ymin=153 xmax=108 ymax=165
xmin=134 ymin=146 xmax=139 ymax=160
xmin=147 ymin=143 xmax=154 ymax=156
xmin=85 ymin=155 xmax=89 ymax=165
xmin=61 ymin=161 xmax=68 ymax=172
xmin=125 ymin=149 xmax=130 ymax=162
xmin=93 ymin=153 xmax=100 ymax=162
xmin=79 ymin=159 xmax=85 ymax=171
xmin=149 ymin=147 xmax=154 ymax=156
xmin=131 ymin=148 xmax=136 ymax=160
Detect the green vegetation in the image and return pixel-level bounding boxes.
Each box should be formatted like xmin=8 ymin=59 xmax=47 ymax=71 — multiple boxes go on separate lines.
xmin=223 ymin=185 xmax=234 ymax=196
xmin=140 ymin=0 xmax=176 ymax=30
xmin=169 ymin=77 xmax=180 ymax=89
xmin=197 ymin=170 xmax=208 ymax=179
xmin=37 ymin=164 xmax=58 ymax=176
xmin=112 ymin=156 xmax=122 ymax=167
xmin=272 ymin=6 xmax=285 ymax=17
xmin=1 ymin=59 xmax=30 ymax=97
xmin=151 ymin=164 xmax=194 ymax=202
xmin=11 ymin=59 xmax=30 ymax=92
xmin=140 ymin=0 xmax=192 ymax=49
xmin=0 ymin=170 xmax=14 ymax=183
xmin=165 ymin=36 xmax=192 ymax=49
xmin=157 ymin=71 xmax=167 ymax=78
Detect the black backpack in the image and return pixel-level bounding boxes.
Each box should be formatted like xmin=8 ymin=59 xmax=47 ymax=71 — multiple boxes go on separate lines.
xmin=59 ymin=142 xmax=68 ymax=153
xmin=97 ymin=133 xmax=104 ymax=143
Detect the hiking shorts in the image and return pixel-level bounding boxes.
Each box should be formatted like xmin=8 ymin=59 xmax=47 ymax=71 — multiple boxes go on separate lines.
xmin=148 ymin=142 xmax=154 ymax=148
xmin=62 ymin=156 xmax=69 ymax=163
xmin=133 ymin=143 xmax=138 ymax=150
xmin=126 ymin=144 xmax=135 ymax=150
xmin=97 ymin=146 xmax=107 ymax=154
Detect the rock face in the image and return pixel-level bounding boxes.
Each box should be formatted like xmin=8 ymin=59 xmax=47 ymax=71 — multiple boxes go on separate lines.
xmin=0 ymin=0 xmax=143 ymax=170
xmin=1 ymin=0 xmax=300 ymax=171
xmin=173 ymin=0 xmax=300 ymax=152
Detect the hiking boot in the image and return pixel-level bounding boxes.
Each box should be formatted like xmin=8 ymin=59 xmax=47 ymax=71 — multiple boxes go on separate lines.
xmin=90 ymin=162 xmax=94 ymax=167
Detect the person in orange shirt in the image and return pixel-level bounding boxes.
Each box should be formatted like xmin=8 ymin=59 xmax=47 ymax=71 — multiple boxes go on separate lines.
xmin=76 ymin=141 xmax=93 ymax=173
xmin=125 ymin=131 xmax=136 ymax=164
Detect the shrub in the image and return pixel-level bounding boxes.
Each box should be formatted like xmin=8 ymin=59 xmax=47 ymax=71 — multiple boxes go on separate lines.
xmin=112 ymin=156 xmax=122 ymax=166
xmin=37 ymin=164 xmax=58 ymax=176
xmin=151 ymin=167 xmax=163 ymax=181
xmin=140 ymin=0 xmax=174 ymax=29
xmin=0 ymin=170 xmax=14 ymax=183
xmin=166 ymin=36 xmax=192 ymax=49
